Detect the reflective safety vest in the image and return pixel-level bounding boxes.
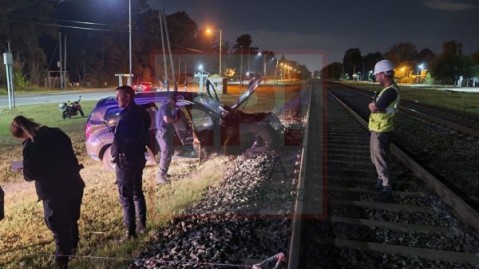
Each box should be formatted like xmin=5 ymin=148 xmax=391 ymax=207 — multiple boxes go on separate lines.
xmin=368 ymin=85 xmax=400 ymax=132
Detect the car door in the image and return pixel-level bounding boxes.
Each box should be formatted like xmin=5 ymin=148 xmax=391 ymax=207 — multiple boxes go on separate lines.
xmin=173 ymin=106 xmax=194 ymax=147
xmin=186 ymin=104 xmax=222 ymax=150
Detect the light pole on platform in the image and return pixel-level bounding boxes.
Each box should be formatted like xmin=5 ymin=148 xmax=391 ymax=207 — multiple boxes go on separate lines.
xmin=206 ymin=28 xmax=222 ymax=75
xmin=128 ymin=0 xmax=132 ymax=85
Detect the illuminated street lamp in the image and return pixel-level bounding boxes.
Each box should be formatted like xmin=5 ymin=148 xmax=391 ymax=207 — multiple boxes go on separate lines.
xmin=194 ymin=64 xmax=208 ymax=93
xmin=273 ymin=57 xmax=279 ymax=85
xmin=206 ymin=28 xmax=222 ymax=75
xmin=257 ymin=52 xmax=267 ymax=83
xmin=128 ymin=0 xmax=132 ymax=85
xmin=417 ymin=63 xmax=425 ymax=84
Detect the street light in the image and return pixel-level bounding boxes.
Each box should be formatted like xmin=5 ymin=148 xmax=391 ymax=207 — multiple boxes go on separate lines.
xmin=206 ymin=28 xmax=222 ymax=75
xmin=417 ymin=63 xmax=425 ymax=84
xmin=257 ymin=52 xmax=267 ymax=83
xmin=273 ymin=58 xmax=279 ymax=85
xmin=128 ymin=0 xmax=132 ymax=85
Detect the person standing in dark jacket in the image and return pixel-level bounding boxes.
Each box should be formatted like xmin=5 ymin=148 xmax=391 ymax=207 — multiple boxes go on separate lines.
xmin=111 ymin=85 xmax=151 ymax=241
xmin=10 ymin=116 xmax=85 ymax=269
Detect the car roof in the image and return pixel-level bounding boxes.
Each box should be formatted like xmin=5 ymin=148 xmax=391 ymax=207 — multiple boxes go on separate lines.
xmin=95 ymin=91 xmax=198 ymax=109
xmin=96 ymin=78 xmax=262 ymax=112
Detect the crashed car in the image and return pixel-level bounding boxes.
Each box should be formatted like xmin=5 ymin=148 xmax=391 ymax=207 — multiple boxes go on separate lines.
xmin=85 ymin=78 xmax=286 ymax=170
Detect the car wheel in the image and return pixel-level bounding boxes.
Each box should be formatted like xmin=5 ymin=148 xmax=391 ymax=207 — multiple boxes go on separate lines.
xmin=102 ymin=146 xmax=116 ymax=171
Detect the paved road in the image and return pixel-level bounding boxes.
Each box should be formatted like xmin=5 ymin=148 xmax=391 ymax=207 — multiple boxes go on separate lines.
xmin=0 ymin=88 xmax=116 ymax=108
xmin=0 ymin=86 xmax=206 ymax=108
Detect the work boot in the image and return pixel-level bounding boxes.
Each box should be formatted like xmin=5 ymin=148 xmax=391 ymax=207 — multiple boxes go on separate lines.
xmin=375 ymin=178 xmax=383 ymax=192
xmin=375 ymin=186 xmax=393 ymax=202
xmin=119 ymin=230 xmax=138 ymax=243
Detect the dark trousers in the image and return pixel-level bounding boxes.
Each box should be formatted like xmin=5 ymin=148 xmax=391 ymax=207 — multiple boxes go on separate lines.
xmin=115 ymin=159 xmax=147 ymax=232
xmin=43 ymin=189 xmax=83 ymax=263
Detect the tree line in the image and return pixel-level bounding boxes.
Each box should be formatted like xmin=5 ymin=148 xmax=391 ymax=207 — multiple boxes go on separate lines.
xmin=321 ymin=41 xmax=479 ymax=85
xmin=0 ymin=0 xmax=310 ymax=89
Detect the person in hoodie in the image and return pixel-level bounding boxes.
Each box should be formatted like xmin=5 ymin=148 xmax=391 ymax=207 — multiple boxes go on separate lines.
xmin=11 ymin=115 xmax=85 ymax=269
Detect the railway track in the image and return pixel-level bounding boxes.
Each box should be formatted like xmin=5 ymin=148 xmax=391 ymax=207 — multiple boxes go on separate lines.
xmin=290 ymin=81 xmax=479 ymax=268
xmin=131 ymin=81 xmax=478 ymax=269
xmin=327 ymin=82 xmax=479 ymax=209
xmin=329 ymin=82 xmax=479 ymax=138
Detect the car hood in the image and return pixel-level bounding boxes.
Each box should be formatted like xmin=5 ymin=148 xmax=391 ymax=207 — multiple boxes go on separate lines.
xmin=231 ymin=77 xmax=262 ymax=110
xmin=193 ymin=77 xmax=262 ymax=114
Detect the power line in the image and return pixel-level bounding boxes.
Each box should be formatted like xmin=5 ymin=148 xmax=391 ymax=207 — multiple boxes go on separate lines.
xmin=3 ymin=13 xmax=127 ymax=32
xmin=4 ymin=17 xmax=127 ymax=32
xmin=10 ymin=13 xmax=126 ymax=28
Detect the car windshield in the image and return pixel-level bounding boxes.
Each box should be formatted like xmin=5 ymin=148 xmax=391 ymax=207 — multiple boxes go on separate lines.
xmin=193 ymin=77 xmax=262 ymax=114
xmin=231 ymin=77 xmax=261 ymax=110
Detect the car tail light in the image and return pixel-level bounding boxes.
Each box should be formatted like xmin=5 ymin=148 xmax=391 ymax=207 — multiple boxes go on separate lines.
xmin=85 ymin=121 xmax=91 ymax=140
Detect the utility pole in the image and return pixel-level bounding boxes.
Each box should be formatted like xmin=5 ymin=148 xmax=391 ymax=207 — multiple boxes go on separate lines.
xmin=240 ymin=46 xmax=243 ymax=91
xmin=4 ymin=41 xmax=15 ymax=108
xmin=64 ymin=35 xmax=67 ymax=87
xmin=59 ymin=32 xmax=64 ymax=89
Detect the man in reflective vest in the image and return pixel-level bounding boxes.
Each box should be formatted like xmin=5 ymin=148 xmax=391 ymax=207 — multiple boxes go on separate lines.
xmin=368 ymin=59 xmax=400 ymax=201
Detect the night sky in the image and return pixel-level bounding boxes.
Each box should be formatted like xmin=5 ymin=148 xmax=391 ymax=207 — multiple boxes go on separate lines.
xmin=148 ymin=0 xmax=479 ymax=72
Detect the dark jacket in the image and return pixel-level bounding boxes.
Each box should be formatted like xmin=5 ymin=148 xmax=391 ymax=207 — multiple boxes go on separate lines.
xmin=23 ymin=126 xmax=85 ymax=200
xmin=111 ymin=102 xmax=151 ymax=160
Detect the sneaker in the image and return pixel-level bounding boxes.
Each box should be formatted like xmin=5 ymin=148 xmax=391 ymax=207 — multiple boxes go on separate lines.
xmin=156 ymin=176 xmax=170 ymax=184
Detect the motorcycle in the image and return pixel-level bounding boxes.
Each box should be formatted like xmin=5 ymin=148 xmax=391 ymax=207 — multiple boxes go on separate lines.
xmin=59 ymin=96 xmax=84 ymax=119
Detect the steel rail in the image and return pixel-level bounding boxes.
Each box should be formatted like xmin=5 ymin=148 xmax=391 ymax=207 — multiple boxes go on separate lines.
xmin=400 ymin=106 xmax=479 ymax=137
xmin=286 ymin=85 xmax=313 ymax=269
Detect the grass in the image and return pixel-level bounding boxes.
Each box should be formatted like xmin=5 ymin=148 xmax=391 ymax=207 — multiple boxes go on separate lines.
xmin=0 ymin=101 xmax=228 ymax=268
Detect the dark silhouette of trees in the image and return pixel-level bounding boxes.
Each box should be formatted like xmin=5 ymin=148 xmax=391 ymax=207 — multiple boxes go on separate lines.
xmin=0 ymin=1 xmax=56 ymax=86
xmin=430 ymin=41 xmax=474 ymax=85
xmin=321 ymin=62 xmax=343 ymax=80
xmin=418 ymin=48 xmax=436 ymax=65
xmin=384 ymin=42 xmax=418 ymax=67
xmin=362 ymin=52 xmax=383 ymax=79
xmin=342 ymin=48 xmax=362 ymax=77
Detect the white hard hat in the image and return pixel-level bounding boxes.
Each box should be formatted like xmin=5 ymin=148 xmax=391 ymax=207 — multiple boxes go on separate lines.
xmin=373 ymin=60 xmax=394 ymax=75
